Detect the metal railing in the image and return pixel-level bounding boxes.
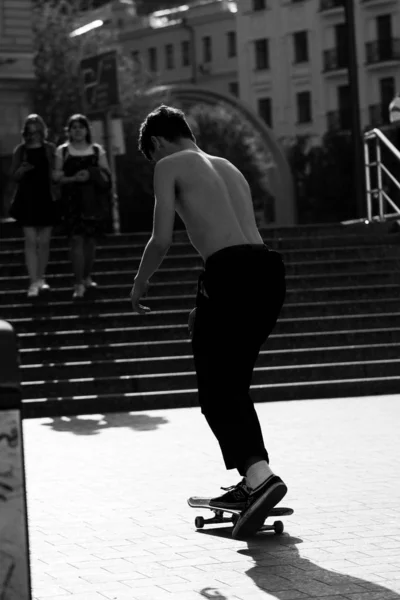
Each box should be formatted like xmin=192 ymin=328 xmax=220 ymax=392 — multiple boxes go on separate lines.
xmin=364 ymin=127 xmax=400 ymax=222
xmin=320 ymin=0 xmax=343 ymax=10
xmin=365 ymin=38 xmax=400 ymax=64
xmin=323 ymin=48 xmax=349 ymax=72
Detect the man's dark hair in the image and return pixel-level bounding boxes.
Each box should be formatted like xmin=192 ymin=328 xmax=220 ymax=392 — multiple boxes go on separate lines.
xmin=138 ymin=104 xmax=196 ymax=160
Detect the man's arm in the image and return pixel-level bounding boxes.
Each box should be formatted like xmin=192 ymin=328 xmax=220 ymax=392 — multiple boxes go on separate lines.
xmin=134 ymin=158 xmax=176 ymax=284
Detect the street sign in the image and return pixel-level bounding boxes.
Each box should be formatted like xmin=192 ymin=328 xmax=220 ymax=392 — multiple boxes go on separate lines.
xmin=80 ymin=50 xmax=120 ymax=115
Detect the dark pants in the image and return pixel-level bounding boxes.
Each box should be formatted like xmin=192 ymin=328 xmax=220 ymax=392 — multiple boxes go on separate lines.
xmin=191 ymin=244 xmax=286 ymax=476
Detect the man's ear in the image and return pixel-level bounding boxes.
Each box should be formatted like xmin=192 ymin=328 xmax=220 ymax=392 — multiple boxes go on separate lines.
xmin=151 ymin=136 xmax=160 ymax=150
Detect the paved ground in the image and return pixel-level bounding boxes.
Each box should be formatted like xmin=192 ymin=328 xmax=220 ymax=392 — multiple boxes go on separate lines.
xmin=23 ymin=394 xmax=400 ymax=600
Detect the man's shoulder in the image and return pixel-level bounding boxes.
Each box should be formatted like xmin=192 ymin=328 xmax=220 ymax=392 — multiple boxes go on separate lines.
xmin=155 ymin=153 xmax=185 ymax=174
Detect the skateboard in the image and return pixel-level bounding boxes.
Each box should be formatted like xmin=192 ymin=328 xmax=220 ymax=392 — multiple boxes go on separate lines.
xmin=188 ymin=497 xmax=293 ymax=535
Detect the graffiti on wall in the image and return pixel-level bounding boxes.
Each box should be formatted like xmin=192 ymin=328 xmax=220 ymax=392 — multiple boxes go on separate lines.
xmin=0 ymin=411 xmax=30 ymax=600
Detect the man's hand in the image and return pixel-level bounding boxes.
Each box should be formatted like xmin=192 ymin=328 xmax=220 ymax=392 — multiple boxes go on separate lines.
xmin=130 ymin=279 xmax=151 ymax=314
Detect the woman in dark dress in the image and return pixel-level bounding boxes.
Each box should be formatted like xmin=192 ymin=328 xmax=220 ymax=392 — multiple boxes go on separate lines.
xmin=9 ymin=114 xmax=58 ymax=298
xmin=54 ymin=114 xmax=111 ymax=299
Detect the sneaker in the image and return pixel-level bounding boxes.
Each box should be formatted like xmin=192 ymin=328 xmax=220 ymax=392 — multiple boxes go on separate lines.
xmin=83 ymin=276 xmax=97 ymax=288
xmin=37 ymin=279 xmax=50 ymax=291
xmin=72 ymin=283 xmax=86 ymax=299
xmin=27 ymin=282 xmax=40 ymax=298
xmin=232 ymin=475 xmax=287 ymax=539
xmin=209 ymin=478 xmax=250 ymax=511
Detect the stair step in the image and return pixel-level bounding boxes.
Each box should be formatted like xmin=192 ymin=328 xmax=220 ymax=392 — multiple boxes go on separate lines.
xmin=0 ymin=272 xmax=398 ymax=305
xmin=20 ymin=343 xmax=400 ymax=379
xmin=5 ymin=297 xmax=400 ymax=327
xmin=2 ymin=255 xmax=400 ymax=280
xmin=20 ymin=358 xmax=400 ymax=399
xmin=21 ymin=375 xmax=400 ymax=418
xmin=17 ymin=327 xmax=400 ymax=356
xmin=3 ymin=243 xmax=400 ymax=266
xmin=1 ymin=231 xmax=398 ymax=253
xmin=8 ymin=310 xmax=400 ymax=335
xmin=2 ymin=222 xmax=399 ymax=418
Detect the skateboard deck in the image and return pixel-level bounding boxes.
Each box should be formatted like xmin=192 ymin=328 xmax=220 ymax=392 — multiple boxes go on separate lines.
xmin=188 ymin=497 xmax=293 ymax=535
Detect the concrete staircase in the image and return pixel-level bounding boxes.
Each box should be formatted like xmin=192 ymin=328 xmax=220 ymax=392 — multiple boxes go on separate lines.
xmin=1 ymin=223 xmax=400 ymax=418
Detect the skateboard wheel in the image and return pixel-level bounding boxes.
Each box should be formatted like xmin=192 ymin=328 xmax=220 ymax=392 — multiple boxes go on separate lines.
xmin=274 ymin=520 xmax=284 ymax=535
xmin=195 ymin=516 xmax=205 ymax=529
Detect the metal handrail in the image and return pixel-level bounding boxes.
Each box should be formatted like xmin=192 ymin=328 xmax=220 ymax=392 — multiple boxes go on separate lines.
xmin=363 ymin=127 xmax=400 ymax=223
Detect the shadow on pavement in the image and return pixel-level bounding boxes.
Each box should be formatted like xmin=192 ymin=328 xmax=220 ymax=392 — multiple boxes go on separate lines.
xmin=200 ymin=588 xmax=229 ymax=599
xmin=242 ymin=535 xmax=399 ymax=598
xmin=40 ymin=412 xmax=169 ymax=435
xmin=196 ymin=528 xmax=399 ymax=599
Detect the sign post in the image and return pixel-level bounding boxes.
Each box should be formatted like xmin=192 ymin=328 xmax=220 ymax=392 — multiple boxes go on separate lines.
xmin=80 ymin=50 xmax=121 ymax=234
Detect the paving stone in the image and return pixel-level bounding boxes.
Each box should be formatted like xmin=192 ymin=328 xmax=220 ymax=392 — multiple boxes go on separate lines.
xmin=22 ymin=396 xmax=400 ymax=600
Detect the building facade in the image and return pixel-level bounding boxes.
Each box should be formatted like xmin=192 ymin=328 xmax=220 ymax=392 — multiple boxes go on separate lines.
xmin=237 ymin=0 xmax=400 ymax=142
xmin=115 ymin=0 xmax=239 ymax=99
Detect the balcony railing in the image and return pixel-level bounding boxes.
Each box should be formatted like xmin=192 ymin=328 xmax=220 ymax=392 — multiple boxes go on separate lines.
xmin=327 ymin=109 xmax=352 ymax=131
xmin=368 ymin=103 xmax=391 ymax=127
xmin=365 ymin=38 xmax=400 ymax=64
xmin=320 ymin=0 xmax=343 ymax=10
xmin=323 ymin=48 xmax=349 ymax=72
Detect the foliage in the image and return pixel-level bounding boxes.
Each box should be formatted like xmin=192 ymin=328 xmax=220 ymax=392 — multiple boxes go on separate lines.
xmin=31 ymin=1 xmax=276 ymax=231
xmin=286 ymin=131 xmax=357 ymax=223
xmin=33 ymin=0 xmax=84 ymax=141
xmin=32 ymin=0 xmax=156 ymax=143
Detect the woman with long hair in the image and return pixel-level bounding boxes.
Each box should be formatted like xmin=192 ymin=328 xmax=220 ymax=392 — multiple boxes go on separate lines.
xmin=9 ymin=114 xmax=58 ymax=298
xmin=54 ymin=114 xmax=111 ymax=299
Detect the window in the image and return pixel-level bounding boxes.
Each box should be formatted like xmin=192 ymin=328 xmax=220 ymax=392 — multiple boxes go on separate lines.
xmin=254 ymin=39 xmax=269 ymax=70
xmin=165 ymin=43 xmax=174 ymax=69
xmin=181 ymin=40 xmax=191 ymax=66
xmin=148 ymin=47 xmax=157 ymax=72
xmin=253 ymin=0 xmax=266 ymax=10
xmin=297 ymin=91 xmax=312 ymax=123
xmin=335 ymin=23 xmax=348 ymax=67
xmin=258 ymin=97 xmax=272 ymax=127
xmin=202 ymin=36 xmax=212 ymax=63
xmin=293 ymin=31 xmax=309 ymax=63
xmin=229 ymin=82 xmax=239 ymax=97
xmin=227 ymin=31 xmax=237 ymax=58
xmin=131 ymin=50 xmax=141 ymax=72
xmin=380 ymin=76 xmax=395 ymax=122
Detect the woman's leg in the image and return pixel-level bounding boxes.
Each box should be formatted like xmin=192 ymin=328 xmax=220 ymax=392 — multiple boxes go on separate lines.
xmin=37 ymin=226 xmax=52 ymax=283
xmin=23 ymin=227 xmax=39 ymax=284
xmin=70 ymin=234 xmax=85 ymax=284
xmin=83 ymin=236 xmax=97 ymax=282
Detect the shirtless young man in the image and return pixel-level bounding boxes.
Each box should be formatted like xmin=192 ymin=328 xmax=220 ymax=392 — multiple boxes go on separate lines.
xmin=130 ymin=105 xmax=287 ymax=538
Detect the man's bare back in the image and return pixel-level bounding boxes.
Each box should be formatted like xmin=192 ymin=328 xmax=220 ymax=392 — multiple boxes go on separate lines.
xmin=164 ymin=149 xmax=264 ymax=260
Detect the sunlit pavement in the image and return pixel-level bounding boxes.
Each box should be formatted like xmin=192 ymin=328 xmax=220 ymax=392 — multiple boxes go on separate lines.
xmin=24 ymin=394 xmax=400 ymax=600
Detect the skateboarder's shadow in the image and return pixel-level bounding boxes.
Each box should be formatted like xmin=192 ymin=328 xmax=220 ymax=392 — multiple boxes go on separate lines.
xmin=239 ymin=536 xmax=399 ymax=599
xmin=42 ymin=413 xmax=169 ymax=435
